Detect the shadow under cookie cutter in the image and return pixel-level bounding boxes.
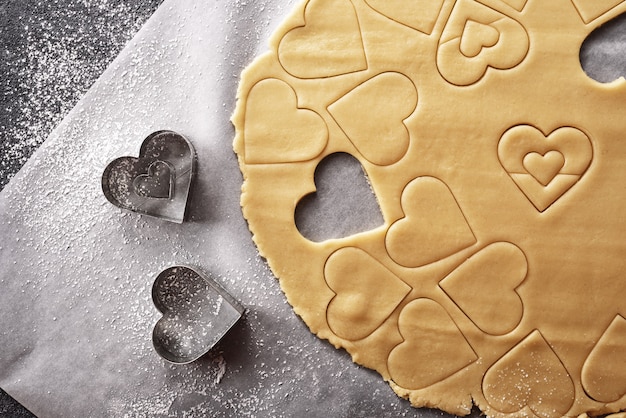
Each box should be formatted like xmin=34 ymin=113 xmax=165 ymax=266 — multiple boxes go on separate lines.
xmin=151 ymin=265 xmax=245 ymax=364
xmin=101 ymin=130 xmax=196 ymax=223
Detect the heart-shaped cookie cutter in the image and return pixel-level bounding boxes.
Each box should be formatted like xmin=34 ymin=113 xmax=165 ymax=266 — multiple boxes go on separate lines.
xmin=101 ymin=130 xmax=196 ymax=223
xmin=151 ymin=266 xmax=244 ymax=364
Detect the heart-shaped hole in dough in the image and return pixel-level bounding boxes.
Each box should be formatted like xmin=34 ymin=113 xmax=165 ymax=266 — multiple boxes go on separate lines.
xmin=580 ymin=12 xmax=626 ymax=83
xmin=295 ymin=153 xmax=384 ymax=242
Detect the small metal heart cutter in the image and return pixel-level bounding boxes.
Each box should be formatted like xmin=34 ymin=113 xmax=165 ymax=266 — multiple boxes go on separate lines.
xmin=102 ymin=130 xmax=196 ymax=223
xmin=152 ymin=266 xmax=244 ymax=364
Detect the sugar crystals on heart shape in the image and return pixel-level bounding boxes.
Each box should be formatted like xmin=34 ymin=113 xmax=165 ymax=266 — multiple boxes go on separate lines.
xmin=232 ymin=0 xmax=626 ymax=415
xmin=483 ymin=331 xmax=575 ymax=418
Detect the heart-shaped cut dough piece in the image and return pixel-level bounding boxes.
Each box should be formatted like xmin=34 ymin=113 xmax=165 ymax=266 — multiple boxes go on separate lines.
xmin=483 ymin=331 xmax=575 ymax=418
xmin=581 ymin=315 xmax=626 ymax=403
xmin=325 ymin=247 xmax=411 ymax=341
xmin=244 ymin=79 xmax=328 ymax=164
xmin=328 ymin=72 xmax=417 ymax=166
xmin=439 ymin=242 xmax=527 ymax=336
xmin=101 ymin=131 xmax=195 ymax=223
xmin=278 ymin=0 xmax=367 ymax=78
xmin=363 ymin=0 xmax=445 ymax=34
xmin=385 ymin=176 xmax=476 ymax=268
xmin=388 ymin=299 xmax=477 ymax=390
xmin=437 ymin=0 xmax=529 ymax=86
xmin=152 ymin=266 xmax=244 ymax=364
xmin=498 ymin=125 xmax=592 ymax=211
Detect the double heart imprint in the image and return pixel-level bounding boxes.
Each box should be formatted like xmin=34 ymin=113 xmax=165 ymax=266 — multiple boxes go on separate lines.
xmin=498 ymin=125 xmax=593 ymax=212
xmin=437 ymin=0 xmax=529 ymax=86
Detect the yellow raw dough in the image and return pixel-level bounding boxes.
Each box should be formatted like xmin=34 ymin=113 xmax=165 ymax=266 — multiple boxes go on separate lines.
xmin=232 ymin=0 xmax=626 ymax=416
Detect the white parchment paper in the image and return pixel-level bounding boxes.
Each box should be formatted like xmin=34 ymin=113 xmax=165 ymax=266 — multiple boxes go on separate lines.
xmin=1 ymin=0 xmax=625 ymax=416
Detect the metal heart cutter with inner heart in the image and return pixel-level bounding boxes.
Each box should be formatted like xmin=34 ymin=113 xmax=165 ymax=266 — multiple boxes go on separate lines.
xmin=102 ymin=130 xmax=196 ymax=223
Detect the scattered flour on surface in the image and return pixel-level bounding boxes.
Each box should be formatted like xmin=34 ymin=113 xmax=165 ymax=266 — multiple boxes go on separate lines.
xmin=0 ymin=0 xmax=164 ymax=190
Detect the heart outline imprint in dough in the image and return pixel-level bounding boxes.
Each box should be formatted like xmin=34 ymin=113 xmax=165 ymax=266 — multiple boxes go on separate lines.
xmin=483 ymin=330 xmax=575 ymax=418
xmin=581 ymin=315 xmax=626 ymax=403
xmin=385 ymin=176 xmax=476 ymax=268
xmin=328 ymin=72 xmax=418 ymax=166
xmin=387 ymin=298 xmax=478 ymax=390
xmin=498 ymin=124 xmax=593 ymax=212
xmin=278 ymin=0 xmax=367 ymax=79
xmin=295 ymin=152 xmax=384 ymax=242
xmin=437 ymin=0 xmax=530 ymax=86
xmin=243 ymin=78 xmax=328 ymax=164
xmin=363 ymin=0 xmax=446 ymax=35
xmin=101 ymin=130 xmax=196 ymax=224
xmin=439 ymin=241 xmax=528 ymax=336
xmin=151 ymin=266 xmax=245 ymax=364
xmin=324 ymin=247 xmax=411 ymax=341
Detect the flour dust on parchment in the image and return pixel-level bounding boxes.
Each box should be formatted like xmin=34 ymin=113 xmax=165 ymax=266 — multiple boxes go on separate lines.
xmin=0 ymin=0 xmax=164 ymax=190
